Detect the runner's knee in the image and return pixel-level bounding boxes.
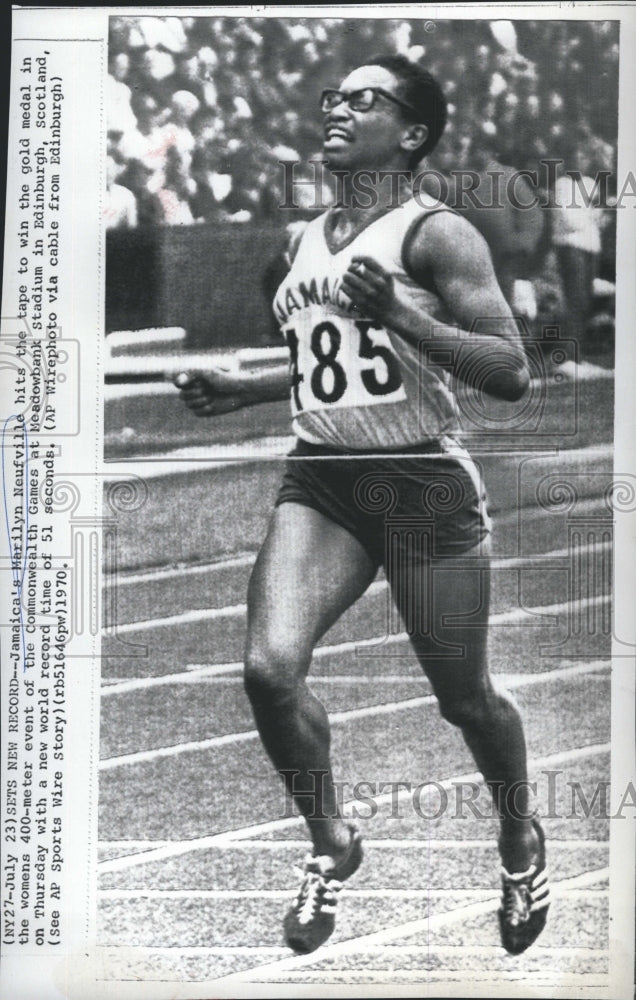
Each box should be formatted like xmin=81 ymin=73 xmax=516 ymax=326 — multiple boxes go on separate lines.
xmin=436 ymin=679 xmax=497 ymax=730
xmin=243 ymin=638 xmax=308 ymax=707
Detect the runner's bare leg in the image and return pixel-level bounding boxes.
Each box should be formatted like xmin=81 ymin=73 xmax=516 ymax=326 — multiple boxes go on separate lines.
xmin=389 ymin=538 xmax=540 ymax=872
xmin=245 ymin=501 xmax=377 ymax=858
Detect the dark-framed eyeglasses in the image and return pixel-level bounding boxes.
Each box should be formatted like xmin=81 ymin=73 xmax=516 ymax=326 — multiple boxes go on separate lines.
xmin=320 ymin=87 xmax=418 ymax=117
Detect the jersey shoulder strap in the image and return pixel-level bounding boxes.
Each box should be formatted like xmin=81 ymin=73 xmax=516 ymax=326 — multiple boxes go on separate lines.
xmin=284 ymin=219 xmax=313 ymax=268
xmin=397 ymin=196 xmax=456 ymax=281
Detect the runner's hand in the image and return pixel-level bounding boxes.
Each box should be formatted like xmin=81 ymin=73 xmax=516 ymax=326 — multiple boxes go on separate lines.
xmin=341 ymin=256 xmax=397 ymax=324
xmin=173 ymin=368 xmax=245 ymax=417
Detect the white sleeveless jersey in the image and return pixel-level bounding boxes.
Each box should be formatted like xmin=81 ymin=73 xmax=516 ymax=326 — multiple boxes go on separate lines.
xmin=273 ymin=195 xmax=461 ymax=451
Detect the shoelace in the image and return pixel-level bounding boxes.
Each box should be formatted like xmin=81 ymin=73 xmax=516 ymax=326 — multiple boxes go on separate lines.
xmin=292 ymin=860 xmax=343 ymax=926
xmin=501 ymin=874 xmax=532 ymax=927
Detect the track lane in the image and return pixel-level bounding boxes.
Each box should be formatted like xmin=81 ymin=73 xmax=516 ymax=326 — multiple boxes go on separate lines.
xmin=97 ymin=420 xmax=615 ymax=985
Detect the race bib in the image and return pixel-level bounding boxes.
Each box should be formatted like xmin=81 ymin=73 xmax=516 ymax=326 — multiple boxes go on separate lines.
xmin=282 ymin=309 xmax=407 ymax=416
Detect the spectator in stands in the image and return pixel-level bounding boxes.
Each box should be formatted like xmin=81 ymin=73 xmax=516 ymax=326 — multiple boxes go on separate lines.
xmin=162 ymin=89 xmax=200 ymax=176
xmin=116 ymin=93 xmax=166 ymax=172
xmin=156 ymin=147 xmax=197 ymax=225
xmin=118 ymin=158 xmax=165 ymax=227
xmin=552 ymin=147 xmax=605 ymax=361
xmin=172 ymin=52 xmax=204 ymax=99
xmin=104 ymin=155 xmax=138 ymax=229
xmin=138 ymin=47 xmax=178 ymax=105
xmin=107 ymin=51 xmax=136 ymax=133
xmin=127 ymin=14 xmax=187 ymax=55
xmin=190 ymin=147 xmax=227 ymax=222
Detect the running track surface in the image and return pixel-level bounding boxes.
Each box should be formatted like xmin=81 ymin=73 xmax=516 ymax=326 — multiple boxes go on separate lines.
xmin=98 ymin=419 xmax=615 ymax=994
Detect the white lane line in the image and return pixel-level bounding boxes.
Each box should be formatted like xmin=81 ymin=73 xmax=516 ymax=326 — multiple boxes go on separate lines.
xmin=99 ymin=659 xmax=609 ymax=769
xmin=102 ymin=494 xmax=609 ymax=590
xmin=99 ymin=887 xmax=609 ymax=901
xmin=103 ymin=497 xmax=608 ymax=595
xmin=97 ymin=945 xmax=283 ymax=956
xmin=247 ymin=972 xmax=608 ymax=985
xmin=98 ymin=741 xmax=610 ymax=873
xmin=99 ymin=696 xmax=441 ymax=769
xmin=313 ymin=944 xmax=607 ymax=957
xmin=99 ymin=837 xmax=609 ymax=853
xmin=185 ymin=674 xmax=426 ymax=684
xmin=102 ymin=669 xmax=610 ymax=690
xmin=250 ymin=973 xmax=609 ymax=987
xmin=101 ymin=662 xmax=243 ymax=693
xmin=213 ymin=866 xmax=609 ymax=983
xmin=100 ymin=728 xmax=258 ymax=768
xmin=105 ymin=541 xmax=610 ymax=635
xmin=101 ymin=641 xmax=397 ymax=694
xmin=110 ymin=598 xmax=247 ymax=634
xmin=98 ymin=889 xmax=495 ymax=901
xmin=110 ymin=574 xmax=378 ymax=634
xmin=102 ymin=542 xmax=587 ymax=595
xmin=103 ymin=553 xmax=255 ymax=589
xmin=95 ymin=943 xmax=605 ymax=957
xmin=101 ymin=596 xmax=611 ymax=697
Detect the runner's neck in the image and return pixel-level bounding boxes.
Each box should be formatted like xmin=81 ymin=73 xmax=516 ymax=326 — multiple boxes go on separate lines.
xmin=326 ymin=179 xmax=414 ymax=251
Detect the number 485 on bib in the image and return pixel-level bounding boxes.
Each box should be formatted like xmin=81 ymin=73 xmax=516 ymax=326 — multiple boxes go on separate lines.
xmin=283 ymin=317 xmax=406 ymax=414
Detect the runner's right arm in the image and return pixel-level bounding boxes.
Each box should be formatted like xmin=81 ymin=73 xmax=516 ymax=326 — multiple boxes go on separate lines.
xmin=174 ymin=364 xmax=291 ymax=417
xmin=176 ymin=221 xmax=306 ymax=417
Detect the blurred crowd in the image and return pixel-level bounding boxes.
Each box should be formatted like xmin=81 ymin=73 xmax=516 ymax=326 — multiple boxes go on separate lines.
xmin=105 ymin=16 xmax=618 ymax=227
xmin=105 ymin=16 xmax=618 ymax=359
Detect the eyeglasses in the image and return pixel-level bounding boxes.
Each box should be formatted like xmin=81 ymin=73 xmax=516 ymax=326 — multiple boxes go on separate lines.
xmin=320 ymin=87 xmax=418 ymax=117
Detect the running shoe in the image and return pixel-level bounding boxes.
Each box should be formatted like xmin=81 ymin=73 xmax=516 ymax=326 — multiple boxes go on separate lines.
xmin=498 ymin=817 xmax=550 ymax=955
xmin=283 ymin=823 xmax=363 ymax=954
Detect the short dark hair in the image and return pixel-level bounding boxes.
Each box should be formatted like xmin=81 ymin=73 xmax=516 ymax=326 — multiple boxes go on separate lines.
xmin=359 ymin=54 xmax=448 ymax=163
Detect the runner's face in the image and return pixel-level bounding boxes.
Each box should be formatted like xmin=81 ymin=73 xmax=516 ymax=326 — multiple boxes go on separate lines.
xmin=322 ymin=65 xmax=415 ymax=172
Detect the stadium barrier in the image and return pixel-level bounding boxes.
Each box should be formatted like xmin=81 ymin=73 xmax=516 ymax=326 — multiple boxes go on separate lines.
xmin=106 ymin=223 xmax=287 ymax=348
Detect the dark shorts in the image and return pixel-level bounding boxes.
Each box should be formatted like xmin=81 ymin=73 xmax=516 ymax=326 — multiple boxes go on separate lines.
xmin=275 ymin=438 xmax=491 ymax=568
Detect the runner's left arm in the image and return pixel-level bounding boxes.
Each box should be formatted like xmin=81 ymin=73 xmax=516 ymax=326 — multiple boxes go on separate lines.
xmin=341 ymin=211 xmax=530 ymax=402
